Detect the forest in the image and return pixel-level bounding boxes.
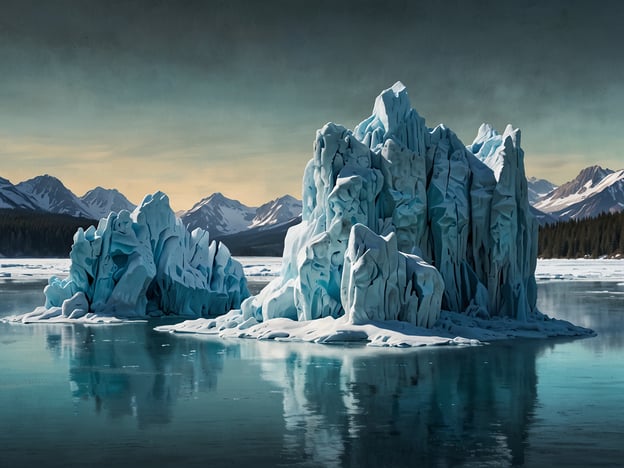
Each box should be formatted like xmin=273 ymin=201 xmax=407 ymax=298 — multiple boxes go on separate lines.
xmin=537 ymin=211 xmax=624 ymax=258
xmin=1 ymin=209 xmax=623 ymax=259
xmin=0 ymin=210 xmax=96 ymax=257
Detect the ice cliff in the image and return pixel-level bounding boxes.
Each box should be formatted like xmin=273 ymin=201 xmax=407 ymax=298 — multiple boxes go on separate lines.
xmin=239 ymin=81 xmax=537 ymax=327
xmin=17 ymin=191 xmax=248 ymax=322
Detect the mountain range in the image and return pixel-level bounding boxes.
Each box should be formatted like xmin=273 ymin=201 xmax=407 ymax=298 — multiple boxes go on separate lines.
xmin=181 ymin=192 xmax=302 ymax=237
xmin=0 ymin=174 xmax=302 ymax=240
xmin=531 ymin=165 xmax=624 ymax=220
xmin=0 ymin=175 xmax=136 ymax=219
xmin=3 ymin=165 xmax=623 ymax=256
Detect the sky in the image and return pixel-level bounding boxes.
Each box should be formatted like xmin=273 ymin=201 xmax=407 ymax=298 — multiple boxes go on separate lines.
xmin=1 ymin=0 xmax=622 ymax=210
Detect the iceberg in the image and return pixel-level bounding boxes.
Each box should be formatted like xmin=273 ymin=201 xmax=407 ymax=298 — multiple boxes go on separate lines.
xmin=241 ymin=81 xmax=537 ymax=324
xmin=160 ymin=82 xmax=592 ymax=345
xmin=14 ymin=191 xmax=249 ymax=323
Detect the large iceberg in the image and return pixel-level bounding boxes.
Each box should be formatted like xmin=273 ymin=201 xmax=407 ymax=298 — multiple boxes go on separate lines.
xmin=160 ymin=82 xmax=591 ymax=345
xmin=15 ymin=191 xmax=249 ymax=323
xmin=242 ymin=81 xmax=535 ymax=324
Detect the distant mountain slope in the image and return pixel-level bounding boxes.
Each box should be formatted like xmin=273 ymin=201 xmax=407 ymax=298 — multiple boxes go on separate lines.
xmin=534 ymin=166 xmax=624 ymax=220
xmin=530 ymin=206 xmax=558 ymax=226
xmin=215 ymin=216 xmax=302 ymax=256
xmin=0 ymin=177 xmax=40 ymax=210
xmin=249 ymin=195 xmax=302 ymax=229
xmin=181 ymin=192 xmax=257 ymax=237
xmin=527 ymin=177 xmax=557 ymax=204
xmin=15 ymin=175 xmax=94 ymax=218
xmin=180 ymin=193 xmax=302 ymax=238
xmin=81 ymin=186 xmax=136 ymax=219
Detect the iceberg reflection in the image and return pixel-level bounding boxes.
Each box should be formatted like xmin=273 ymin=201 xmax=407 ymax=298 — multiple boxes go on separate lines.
xmin=45 ymin=323 xmax=232 ymax=428
xmin=41 ymin=321 xmax=579 ymax=466
xmin=251 ymin=341 xmax=555 ymax=467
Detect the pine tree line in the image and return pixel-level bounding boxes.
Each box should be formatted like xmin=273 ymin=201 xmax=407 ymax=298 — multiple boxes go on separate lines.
xmin=538 ymin=211 xmax=624 ymax=258
xmin=0 ymin=209 xmax=97 ymax=257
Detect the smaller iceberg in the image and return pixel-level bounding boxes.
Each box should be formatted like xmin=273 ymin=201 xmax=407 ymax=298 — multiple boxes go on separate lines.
xmin=12 ymin=191 xmax=249 ymax=323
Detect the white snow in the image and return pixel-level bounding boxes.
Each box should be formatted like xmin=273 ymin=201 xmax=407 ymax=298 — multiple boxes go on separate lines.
xmin=535 ymin=258 xmax=624 ymax=282
xmin=535 ymin=168 xmax=624 ymax=214
xmin=155 ymin=307 xmax=590 ymax=348
xmin=0 ymin=258 xmax=71 ymax=279
xmin=234 ymin=256 xmax=282 ymax=278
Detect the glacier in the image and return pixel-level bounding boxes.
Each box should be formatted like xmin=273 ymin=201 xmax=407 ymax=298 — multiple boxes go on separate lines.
xmin=12 ymin=191 xmax=249 ymax=323
xmin=159 ymin=82 xmax=591 ymax=345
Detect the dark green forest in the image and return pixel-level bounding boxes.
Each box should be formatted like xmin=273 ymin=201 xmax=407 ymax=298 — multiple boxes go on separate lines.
xmin=538 ymin=211 xmax=624 ymax=258
xmin=1 ymin=209 xmax=623 ymax=259
xmin=0 ymin=210 xmax=97 ymax=257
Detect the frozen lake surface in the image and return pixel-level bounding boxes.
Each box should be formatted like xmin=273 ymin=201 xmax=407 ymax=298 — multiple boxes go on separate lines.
xmin=0 ymin=258 xmax=623 ymax=466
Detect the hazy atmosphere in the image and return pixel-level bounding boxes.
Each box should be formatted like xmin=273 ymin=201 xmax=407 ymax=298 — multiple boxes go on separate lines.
xmin=1 ymin=0 xmax=622 ymax=209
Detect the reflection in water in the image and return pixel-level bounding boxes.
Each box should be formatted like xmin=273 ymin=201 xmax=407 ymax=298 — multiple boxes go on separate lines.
xmin=24 ymin=278 xmax=615 ymax=466
xmin=250 ymin=340 xmax=556 ymax=467
xmin=45 ymin=323 xmax=234 ymax=428
xmin=39 ymin=320 xmax=560 ymax=466
xmin=537 ymin=281 xmax=624 ymax=350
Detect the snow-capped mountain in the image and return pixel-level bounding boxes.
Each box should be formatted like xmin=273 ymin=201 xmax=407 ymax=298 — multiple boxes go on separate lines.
xmin=527 ymin=177 xmax=557 ymax=204
xmin=81 ymin=187 xmax=136 ymax=219
xmin=15 ymin=175 xmax=94 ymax=218
xmin=2 ymin=174 xmax=136 ymax=220
xmin=0 ymin=176 xmax=40 ymax=210
xmin=181 ymin=193 xmax=303 ymax=237
xmin=249 ymin=195 xmax=302 ymax=229
xmin=534 ymin=165 xmax=624 ymax=220
xmin=181 ymin=192 xmax=257 ymax=236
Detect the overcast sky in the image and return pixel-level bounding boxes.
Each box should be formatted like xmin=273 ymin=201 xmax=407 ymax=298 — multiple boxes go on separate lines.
xmin=1 ymin=0 xmax=622 ymax=209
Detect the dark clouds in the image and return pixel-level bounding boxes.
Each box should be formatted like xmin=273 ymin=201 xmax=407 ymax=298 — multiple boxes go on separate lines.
xmin=0 ymin=0 xmax=622 ymax=206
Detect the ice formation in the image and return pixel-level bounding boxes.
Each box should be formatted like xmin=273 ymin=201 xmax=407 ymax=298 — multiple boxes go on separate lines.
xmin=241 ymin=81 xmax=537 ymax=325
xmin=16 ymin=191 xmax=248 ymax=322
xmin=160 ymin=82 xmax=591 ymax=345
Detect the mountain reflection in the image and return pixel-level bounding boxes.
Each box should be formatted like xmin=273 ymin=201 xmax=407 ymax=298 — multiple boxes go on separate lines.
xmin=44 ymin=323 xmax=234 ymax=428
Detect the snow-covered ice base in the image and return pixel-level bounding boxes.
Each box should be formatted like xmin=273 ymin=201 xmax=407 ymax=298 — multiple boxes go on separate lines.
xmin=155 ymin=308 xmax=592 ymax=348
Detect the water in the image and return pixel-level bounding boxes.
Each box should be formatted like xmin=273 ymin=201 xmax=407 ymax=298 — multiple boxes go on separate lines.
xmin=0 ymin=279 xmax=623 ymax=467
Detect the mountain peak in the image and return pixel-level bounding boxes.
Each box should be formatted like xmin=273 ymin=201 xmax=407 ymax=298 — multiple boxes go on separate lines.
xmin=576 ymin=165 xmax=613 ymax=184
xmin=182 ymin=192 xmax=256 ymax=237
xmin=15 ymin=175 xmax=93 ymax=217
xmin=534 ymin=165 xmax=624 ymax=220
xmin=548 ymin=165 xmax=613 ymax=200
xmin=81 ymin=186 xmax=136 ymax=218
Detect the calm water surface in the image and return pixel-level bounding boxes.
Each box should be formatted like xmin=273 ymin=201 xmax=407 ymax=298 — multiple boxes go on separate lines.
xmin=0 ymin=279 xmax=623 ymax=467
